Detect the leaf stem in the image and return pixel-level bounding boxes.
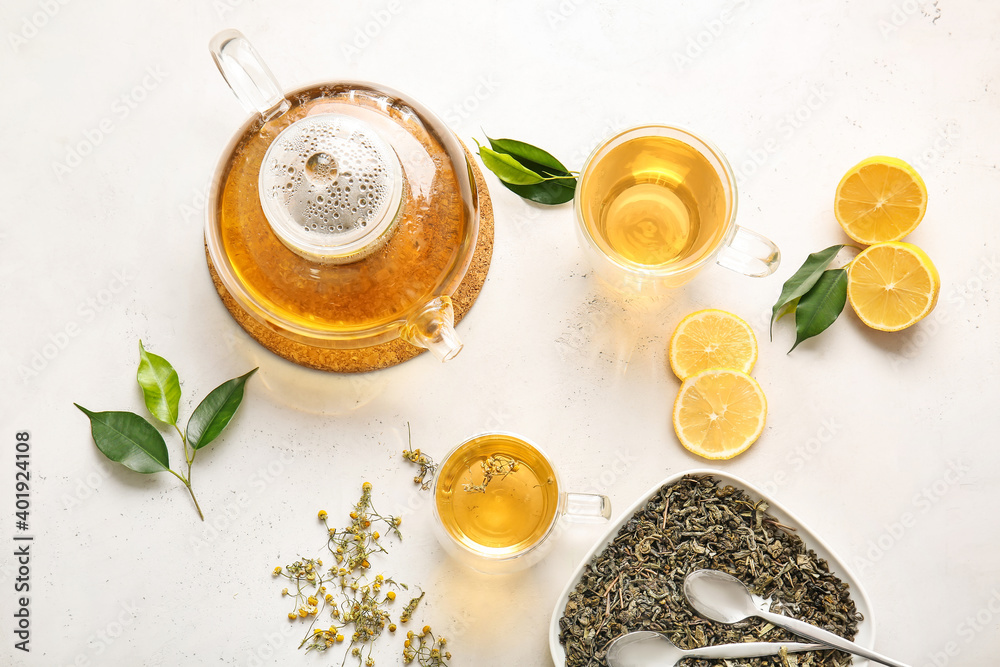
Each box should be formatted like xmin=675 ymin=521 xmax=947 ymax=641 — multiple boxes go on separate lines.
xmin=185 ymin=482 xmax=205 ymax=522
xmin=175 ymin=423 xmax=193 ymax=467
xmin=173 ymin=424 xmax=201 ymax=519
xmin=167 ymin=468 xmax=205 ymax=521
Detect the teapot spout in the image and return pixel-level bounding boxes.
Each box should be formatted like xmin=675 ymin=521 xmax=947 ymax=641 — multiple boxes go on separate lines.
xmin=400 ymin=297 xmax=463 ymax=362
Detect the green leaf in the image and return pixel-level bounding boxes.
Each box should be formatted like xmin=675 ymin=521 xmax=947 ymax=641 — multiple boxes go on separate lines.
xmin=774 ymin=297 xmax=799 ymax=324
xmin=789 ymin=268 xmax=848 ymax=352
xmin=770 ymin=245 xmax=845 ymax=339
xmin=186 ymin=368 xmax=257 ymax=450
xmin=74 ymin=405 xmax=169 ymax=474
xmin=486 ymin=136 xmax=570 ymax=173
xmin=478 ymin=147 xmax=544 ymax=185
xmin=498 ymin=178 xmax=577 ymax=205
xmin=137 ymin=341 xmax=181 ymax=426
xmin=477 ymin=135 xmax=578 ymax=205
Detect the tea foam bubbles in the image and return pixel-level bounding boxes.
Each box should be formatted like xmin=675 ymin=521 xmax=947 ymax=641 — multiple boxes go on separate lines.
xmin=259 ymin=113 xmax=399 ymax=244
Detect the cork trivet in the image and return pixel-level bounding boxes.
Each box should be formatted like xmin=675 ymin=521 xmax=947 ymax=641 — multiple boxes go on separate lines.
xmin=205 ymin=149 xmax=494 ymax=373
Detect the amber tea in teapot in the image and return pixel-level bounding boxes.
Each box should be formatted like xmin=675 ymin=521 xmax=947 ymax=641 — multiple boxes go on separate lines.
xmin=206 ymin=31 xmax=480 ymax=362
xmin=217 ymin=85 xmax=470 ymax=335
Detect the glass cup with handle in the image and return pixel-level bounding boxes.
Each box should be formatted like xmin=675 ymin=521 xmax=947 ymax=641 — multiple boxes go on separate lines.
xmin=575 ymin=124 xmax=780 ymax=295
xmin=431 ymin=432 xmax=611 ymax=574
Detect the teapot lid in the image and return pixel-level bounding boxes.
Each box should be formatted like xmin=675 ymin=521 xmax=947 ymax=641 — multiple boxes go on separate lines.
xmin=259 ymin=113 xmax=404 ymax=263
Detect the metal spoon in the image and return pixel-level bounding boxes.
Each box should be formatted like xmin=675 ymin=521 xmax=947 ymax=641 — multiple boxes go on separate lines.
xmin=606 ymin=630 xmax=825 ymax=667
xmin=683 ymin=569 xmax=912 ymax=667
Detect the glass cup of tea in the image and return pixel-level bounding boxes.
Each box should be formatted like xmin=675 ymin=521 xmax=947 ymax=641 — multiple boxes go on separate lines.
xmin=431 ymin=432 xmax=611 ymax=574
xmin=575 ymin=125 xmax=780 ymax=294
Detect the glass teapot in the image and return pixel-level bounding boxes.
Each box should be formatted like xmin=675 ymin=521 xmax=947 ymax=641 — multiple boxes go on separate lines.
xmin=205 ymin=30 xmax=479 ymax=362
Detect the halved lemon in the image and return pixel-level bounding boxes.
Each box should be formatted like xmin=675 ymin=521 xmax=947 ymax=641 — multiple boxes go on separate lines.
xmin=835 ymin=156 xmax=927 ymax=244
xmin=672 ymin=369 xmax=767 ymax=460
xmin=847 ymin=241 xmax=940 ymax=331
xmin=668 ymin=309 xmax=758 ymax=380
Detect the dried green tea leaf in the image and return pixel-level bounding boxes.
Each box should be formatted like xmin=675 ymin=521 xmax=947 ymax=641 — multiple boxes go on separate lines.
xmin=558 ymin=475 xmax=862 ymax=667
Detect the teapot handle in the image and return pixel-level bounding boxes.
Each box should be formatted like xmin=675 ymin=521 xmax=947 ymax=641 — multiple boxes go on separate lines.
xmin=210 ymin=29 xmax=289 ymax=122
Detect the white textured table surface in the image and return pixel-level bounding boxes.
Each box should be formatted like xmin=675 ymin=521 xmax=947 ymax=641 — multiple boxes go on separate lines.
xmin=3 ymin=1 xmax=999 ymax=665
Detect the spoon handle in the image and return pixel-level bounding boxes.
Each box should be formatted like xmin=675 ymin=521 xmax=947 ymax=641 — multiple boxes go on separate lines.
xmin=685 ymin=642 xmax=826 ymax=659
xmin=758 ymin=610 xmax=912 ymax=667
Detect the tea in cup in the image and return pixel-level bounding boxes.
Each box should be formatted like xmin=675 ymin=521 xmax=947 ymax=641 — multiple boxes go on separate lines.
xmin=575 ymin=125 xmax=780 ymax=294
xmin=432 ymin=432 xmax=610 ymax=574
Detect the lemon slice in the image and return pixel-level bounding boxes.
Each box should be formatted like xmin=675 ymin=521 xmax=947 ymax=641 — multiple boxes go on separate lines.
xmin=668 ymin=309 xmax=758 ymax=380
xmin=847 ymin=241 xmax=940 ymax=331
xmin=672 ymin=369 xmax=767 ymax=460
xmin=835 ymin=156 xmax=927 ymax=244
